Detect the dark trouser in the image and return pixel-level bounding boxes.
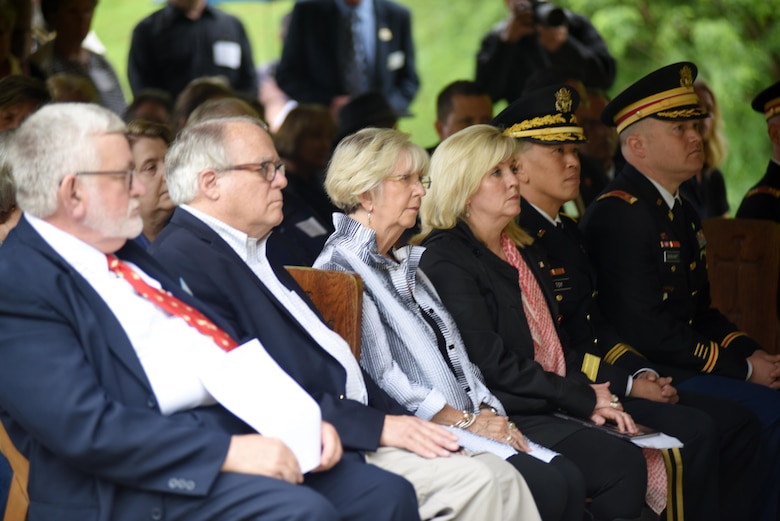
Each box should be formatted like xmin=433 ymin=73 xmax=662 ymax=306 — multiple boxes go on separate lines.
xmin=676 ymin=390 xmax=763 ymax=520
xmin=624 ymin=396 xmax=719 ymax=521
xmin=159 ymin=452 xmax=420 ymax=521
xmin=552 ymin=429 xmax=647 ymax=521
xmin=677 ymin=375 xmax=780 ymax=521
xmin=507 ymin=450 xmax=586 ymax=521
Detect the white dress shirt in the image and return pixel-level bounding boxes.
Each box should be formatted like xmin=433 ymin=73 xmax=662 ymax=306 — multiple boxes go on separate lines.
xmin=26 ymin=214 xmax=224 ymax=415
xmin=181 ymin=205 xmax=368 ymax=404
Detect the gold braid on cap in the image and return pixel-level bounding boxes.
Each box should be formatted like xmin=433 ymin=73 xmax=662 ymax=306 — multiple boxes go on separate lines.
xmin=763 ymin=97 xmax=780 ymax=120
xmin=655 ymin=108 xmax=705 ymax=119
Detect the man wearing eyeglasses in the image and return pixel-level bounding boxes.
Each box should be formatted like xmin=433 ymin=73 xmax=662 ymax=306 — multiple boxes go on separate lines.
xmin=150 ymin=115 xmax=540 ymax=521
xmin=0 ymin=103 xmax=422 ymax=521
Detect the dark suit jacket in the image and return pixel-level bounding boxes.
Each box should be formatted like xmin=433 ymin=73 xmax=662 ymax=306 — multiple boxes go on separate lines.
xmin=276 ymin=0 xmax=419 ymax=114
xmin=0 ymin=217 xmax=252 ymax=521
xmin=150 ymin=208 xmax=408 ymax=452
xmin=736 ymin=160 xmax=780 ymax=222
xmin=581 ymin=165 xmax=761 ymax=380
xmin=420 ymin=221 xmax=596 ymax=444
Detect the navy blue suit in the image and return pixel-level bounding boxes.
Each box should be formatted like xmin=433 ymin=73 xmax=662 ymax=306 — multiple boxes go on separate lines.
xmin=150 ymin=208 xmax=410 ymax=452
xmin=276 ymin=0 xmax=419 ymax=114
xmin=0 ymin=216 xmax=417 ymax=521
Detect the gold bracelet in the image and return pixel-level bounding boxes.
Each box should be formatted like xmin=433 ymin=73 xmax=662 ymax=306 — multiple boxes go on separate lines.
xmin=451 ymin=410 xmax=476 ymax=429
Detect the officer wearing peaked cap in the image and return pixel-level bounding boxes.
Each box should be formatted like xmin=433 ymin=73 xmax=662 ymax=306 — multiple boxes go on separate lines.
xmin=736 ymin=80 xmax=780 ymax=221
xmin=510 ymin=83 xmax=764 ymax=521
xmin=581 ymin=62 xmax=780 ymax=521
xmin=491 ymin=83 xmax=588 ymax=143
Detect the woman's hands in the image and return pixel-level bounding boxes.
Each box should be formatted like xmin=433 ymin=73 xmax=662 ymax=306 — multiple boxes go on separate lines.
xmin=589 ymin=382 xmax=637 ymax=433
xmin=466 ymin=407 xmax=529 ymax=453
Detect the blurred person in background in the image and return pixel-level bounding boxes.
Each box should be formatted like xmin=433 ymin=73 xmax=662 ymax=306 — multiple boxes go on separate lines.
xmin=129 ymin=0 xmax=257 ymax=102
xmin=123 ymin=88 xmax=174 ymax=126
xmin=680 ymin=79 xmax=730 ymax=218
xmin=736 ymin=80 xmax=780 ymax=222
xmin=476 ymin=0 xmax=615 ymax=105
xmin=30 ymin=0 xmax=126 ymax=115
xmin=427 ymin=80 xmax=493 ymax=154
xmin=0 ymin=74 xmax=50 ymax=131
xmin=127 ymin=119 xmax=175 ymax=248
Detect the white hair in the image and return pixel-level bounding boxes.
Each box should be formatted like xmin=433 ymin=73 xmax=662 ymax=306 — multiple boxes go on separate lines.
xmin=8 ymin=103 xmax=125 ymax=218
xmin=165 ymin=116 xmax=266 ymax=205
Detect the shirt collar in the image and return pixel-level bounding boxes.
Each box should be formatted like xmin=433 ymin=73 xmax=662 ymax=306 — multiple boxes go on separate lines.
xmin=24 ymin=213 xmax=113 ymax=277
xmin=331 ymin=212 xmax=422 ymax=296
xmin=335 ymin=0 xmax=373 ymax=19
xmin=181 ymin=204 xmax=268 ymax=266
xmin=526 ymin=200 xmax=561 ymax=227
xmin=641 ymin=174 xmax=679 ymax=209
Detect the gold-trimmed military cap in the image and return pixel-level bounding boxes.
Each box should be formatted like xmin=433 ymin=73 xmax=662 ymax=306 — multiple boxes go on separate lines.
xmin=490 ymin=84 xmax=587 ymax=144
xmin=751 ymin=80 xmax=780 ymax=121
xmin=600 ymin=62 xmax=709 ymax=134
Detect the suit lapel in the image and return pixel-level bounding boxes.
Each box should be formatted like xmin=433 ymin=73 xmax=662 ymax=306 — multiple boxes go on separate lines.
xmin=14 ymin=218 xmax=155 ymax=390
xmin=169 ymin=209 xmax=325 ymax=337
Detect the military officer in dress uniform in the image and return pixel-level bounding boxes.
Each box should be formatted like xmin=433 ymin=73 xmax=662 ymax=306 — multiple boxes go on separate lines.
xmin=736 ymin=80 xmax=780 ymax=221
xmin=490 ymin=84 xmax=764 ymax=520
xmin=579 ymin=62 xmax=780 ymax=521
xmin=496 ymin=90 xmax=762 ymax=520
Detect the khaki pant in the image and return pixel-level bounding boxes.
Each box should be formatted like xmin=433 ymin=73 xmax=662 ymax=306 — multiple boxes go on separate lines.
xmin=366 ymin=447 xmax=541 ymax=521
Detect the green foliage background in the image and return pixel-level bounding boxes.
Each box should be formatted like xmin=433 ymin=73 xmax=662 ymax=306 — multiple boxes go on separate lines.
xmin=94 ymin=0 xmax=778 ymax=210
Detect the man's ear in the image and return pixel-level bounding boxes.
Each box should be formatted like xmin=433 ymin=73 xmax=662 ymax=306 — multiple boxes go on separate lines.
xmin=58 ymin=174 xmax=87 ymax=220
xmin=768 ymin=121 xmax=780 ymax=147
xmin=624 ymin=133 xmax=645 ymax=159
xmin=198 ymin=169 xmax=221 ymax=200
xmin=435 ymin=120 xmax=445 ymax=141
xmin=515 ymin=158 xmax=531 ymax=184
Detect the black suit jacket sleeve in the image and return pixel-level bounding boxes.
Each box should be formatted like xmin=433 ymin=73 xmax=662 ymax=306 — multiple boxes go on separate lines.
xmin=420 ymin=224 xmax=596 ymax=419
xmin=151 ymin=211 xmax=392 ymax=451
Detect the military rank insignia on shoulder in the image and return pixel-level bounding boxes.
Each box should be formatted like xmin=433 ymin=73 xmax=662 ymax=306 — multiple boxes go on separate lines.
xmin=746 ymin=186 xmax=780 ymax=199
xmin=560 ymin=212 xmax=578 ymax=223
xmin=596 ymin=190 xmax=638 ymax=204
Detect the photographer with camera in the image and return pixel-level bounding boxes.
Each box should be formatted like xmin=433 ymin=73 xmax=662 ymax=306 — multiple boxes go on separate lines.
xmin=476 ymin=0 xmax=615 ymax=104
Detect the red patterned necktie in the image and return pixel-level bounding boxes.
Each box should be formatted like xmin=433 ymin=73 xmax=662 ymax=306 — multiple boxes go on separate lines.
xmin=106 ymin=255 xmax=238 ymax=352
xmin=499 ymin=235 xmax=668 ymax=514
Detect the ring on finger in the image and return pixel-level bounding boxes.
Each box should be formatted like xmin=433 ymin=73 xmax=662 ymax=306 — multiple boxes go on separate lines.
xmin=506 ymin=435 xmax=513 ymax=442
xmin=508 ymin=422 xmax=517 ymax=430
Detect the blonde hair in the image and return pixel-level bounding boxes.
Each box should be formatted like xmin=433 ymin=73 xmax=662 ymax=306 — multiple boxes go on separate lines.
xmin=325 ymin=128 xmax=429 ymax=214
xmin=694 ymin=79 xmax=728 ymax=171
xmin=416 ymin=124 xmax=532 ymax=247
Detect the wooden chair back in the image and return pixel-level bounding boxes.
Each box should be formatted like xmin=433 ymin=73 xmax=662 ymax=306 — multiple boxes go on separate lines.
xmin=285 ymin=266 xmax=364 ymax=359
xmin=703 ymin=217 xmax=780 ymax=354
xmin=0 ymin=420 xmax=29 ymax=521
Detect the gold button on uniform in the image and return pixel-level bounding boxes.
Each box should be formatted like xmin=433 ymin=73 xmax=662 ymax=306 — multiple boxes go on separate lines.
xmin=555 ymin=294 xmax=563 ymax=302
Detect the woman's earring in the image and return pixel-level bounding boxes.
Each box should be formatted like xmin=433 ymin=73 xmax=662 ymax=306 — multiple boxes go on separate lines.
xmin=464 ymin=205 xmax=471 ymax=219
xmin=367 ymin=211 xmax=372 ymax=226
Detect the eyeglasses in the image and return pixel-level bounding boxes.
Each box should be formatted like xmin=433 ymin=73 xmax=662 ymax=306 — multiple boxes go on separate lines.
xmin=386 ymin=173 xmax=431 ymax=189
xmin=75 ymin=169 xmax=135 ymax=190
xmin=219 ymin=162 xmax=285 ymax=182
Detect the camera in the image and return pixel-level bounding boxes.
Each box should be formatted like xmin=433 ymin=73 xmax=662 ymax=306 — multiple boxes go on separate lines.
xmin=533 ymin=1 xmax=567 ymax=27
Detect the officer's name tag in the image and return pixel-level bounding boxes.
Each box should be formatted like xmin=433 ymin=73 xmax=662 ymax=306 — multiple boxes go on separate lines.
xmin=663 ymin=250 xmax=681 ymax=263
xmin=213 ymin=41 xmax=241 ymax=69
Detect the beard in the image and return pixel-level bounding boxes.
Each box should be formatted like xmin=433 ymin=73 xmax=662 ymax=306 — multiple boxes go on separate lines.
xmin=83 ymin=193 xmax=144 ymax=241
